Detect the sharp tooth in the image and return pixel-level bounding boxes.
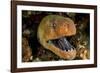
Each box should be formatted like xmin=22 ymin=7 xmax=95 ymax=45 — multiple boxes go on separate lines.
xmin=71 ymin=48 xmax=73 ymax=51
xmin=68 ymin=50 xmax=70 ymax=52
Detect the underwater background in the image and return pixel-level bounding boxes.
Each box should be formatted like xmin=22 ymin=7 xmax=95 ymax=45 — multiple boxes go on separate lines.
xmin=22 ymin=10 xmax=90 ymax=62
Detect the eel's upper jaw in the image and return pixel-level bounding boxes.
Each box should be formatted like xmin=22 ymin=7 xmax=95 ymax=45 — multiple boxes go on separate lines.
xmin=47 ymin=37 xmax=75 ymax=52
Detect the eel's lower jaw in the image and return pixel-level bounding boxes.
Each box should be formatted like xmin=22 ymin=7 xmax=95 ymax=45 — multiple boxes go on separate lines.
xmin=59 ymin=49 xmax=76 ymax=60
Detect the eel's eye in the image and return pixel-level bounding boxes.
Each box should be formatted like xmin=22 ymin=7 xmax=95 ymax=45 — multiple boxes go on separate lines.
xmin=52 ymin=23 xmax=56 ymax=29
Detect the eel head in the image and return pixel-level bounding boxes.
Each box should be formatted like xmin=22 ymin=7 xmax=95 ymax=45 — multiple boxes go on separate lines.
xmin=38 ymin=15 xmax=76 ymax=60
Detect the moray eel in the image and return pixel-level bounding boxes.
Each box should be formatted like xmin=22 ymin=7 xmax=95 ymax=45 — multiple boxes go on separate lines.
xmin=37 ymin=15 xmax=76 ymax=60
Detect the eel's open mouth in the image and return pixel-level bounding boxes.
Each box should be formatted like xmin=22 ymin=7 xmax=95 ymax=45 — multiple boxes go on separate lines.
xmin=47 ymin=37 xmax=75 ymax=52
